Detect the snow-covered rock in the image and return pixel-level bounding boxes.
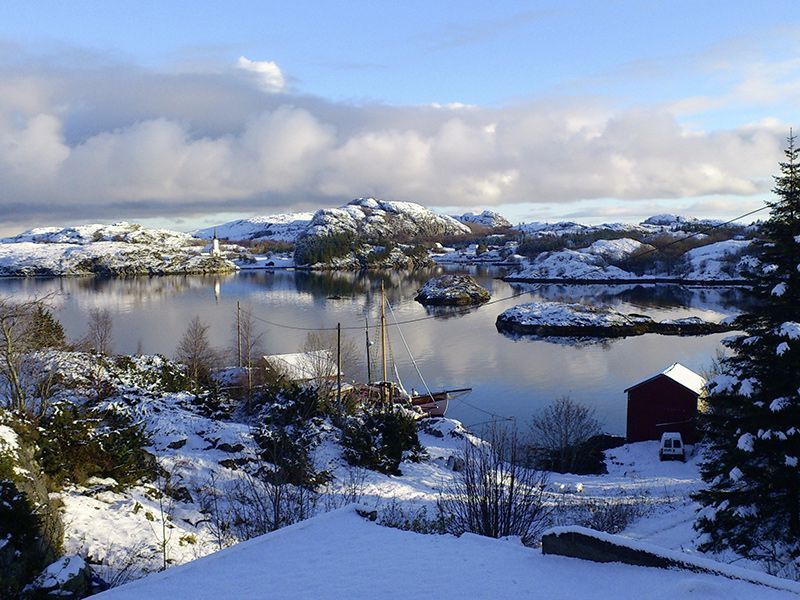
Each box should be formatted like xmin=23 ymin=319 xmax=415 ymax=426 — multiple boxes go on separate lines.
xmin=194 ymin=213 xmax=314 ymax=243
xmin=415 ymin=275 xmax=491 ymax=306
xmin=456 ymin=210 xmax=512 ymax=229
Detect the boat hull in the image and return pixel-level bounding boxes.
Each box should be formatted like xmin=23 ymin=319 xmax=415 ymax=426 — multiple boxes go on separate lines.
xmin=411 ymin=392 xmax=449 ymax=417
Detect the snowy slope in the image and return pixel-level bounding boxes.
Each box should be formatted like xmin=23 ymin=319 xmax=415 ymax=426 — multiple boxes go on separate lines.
xmin=194 ymin=213 xmax=314 ymax=243
xmin=510 ymin=249 xmax=638 ymax=280
xmin=585 ymin=238 xmax=654 ymax=262
xmin=683 ymin=239 xmax=752 ymax=280
xmin=98 ymin=505 xmax=796 ymax=600
xmin=455 ymin=210 xmax=512 ymax=229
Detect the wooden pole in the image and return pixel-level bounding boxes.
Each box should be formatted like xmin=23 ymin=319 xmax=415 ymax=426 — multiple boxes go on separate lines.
xmin=236 ymin=300 xmax=242 ymax=369
xmin=337 ymin=322 xmax=342 ymax=406
xmin=364 ymin=318 xmax=372 ymax=384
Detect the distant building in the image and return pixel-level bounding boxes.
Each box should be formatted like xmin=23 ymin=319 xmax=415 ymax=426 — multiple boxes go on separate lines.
xmin=263 ymin=350 xmax=338 ymax=383
xmin=625 ymin=362 xmax=706 ymax=444
xmin=211 ymin=229 xmax=221 ymax=257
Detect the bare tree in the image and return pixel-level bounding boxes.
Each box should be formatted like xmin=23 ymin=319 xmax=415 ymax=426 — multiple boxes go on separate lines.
xmin=301 ymin=330 xmax=357 ymax=403
xmin=175 ymin=317 xmax=221 ymax=390
xmin=529 ymin=396 xmax=602 ymax=473
xmin=438 ymin=426 xmax=551 ymax=546
xmin=82 ymin=307 xmax=114 ymax=354
xmin=232 ymin=306 xmax=265 ymax=399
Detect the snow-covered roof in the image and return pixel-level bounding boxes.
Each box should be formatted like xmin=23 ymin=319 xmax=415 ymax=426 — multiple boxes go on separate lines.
xmin=626 ymin=362 xmax=706 ymax=395
xmin=263 ymin=350 xmax=337 ymax=381
xmin=97 ymin=506 xmax=798 ymax=600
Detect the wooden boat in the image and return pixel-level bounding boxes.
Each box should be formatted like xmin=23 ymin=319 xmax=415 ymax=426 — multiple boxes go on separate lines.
xmin=410 ymin=388 xmax=471 ymax=417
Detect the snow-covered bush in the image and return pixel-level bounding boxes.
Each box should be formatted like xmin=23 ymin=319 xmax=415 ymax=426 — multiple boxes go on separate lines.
xmin=340 ymin=405 xmax=426 ymax=476
xmin=39 ymin=401 xmax=152 ymax=487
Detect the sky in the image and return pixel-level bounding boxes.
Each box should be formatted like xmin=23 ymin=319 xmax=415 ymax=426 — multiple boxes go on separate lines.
xmin=1 ymin=0 xmax=800 ymax=234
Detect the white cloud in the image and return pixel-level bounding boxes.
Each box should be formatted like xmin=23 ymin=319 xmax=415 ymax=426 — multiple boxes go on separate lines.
xmin=236 ymin=56 xmax=285 ymax=92
xmin=0 ymin=50 xmax=791 ymax=231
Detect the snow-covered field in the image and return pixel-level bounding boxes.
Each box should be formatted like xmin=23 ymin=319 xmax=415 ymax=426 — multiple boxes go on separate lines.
xmin=98 ymin=504 xmax=798 ymax=600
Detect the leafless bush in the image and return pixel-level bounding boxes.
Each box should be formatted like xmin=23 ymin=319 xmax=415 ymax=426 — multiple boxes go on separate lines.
xmin=438 ymin=426 xmax=551 ymax=546
xmin=89 ymin=541 xmax=152 ymax=588
xmin=529 ymin=396 xmax=602 ymax=473
xmin=320 ymin=466 xmax=368 ymax=512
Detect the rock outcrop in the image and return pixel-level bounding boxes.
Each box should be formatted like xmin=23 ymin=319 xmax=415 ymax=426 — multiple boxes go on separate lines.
xmin=415 ymin=275 xmax=491 ymax=306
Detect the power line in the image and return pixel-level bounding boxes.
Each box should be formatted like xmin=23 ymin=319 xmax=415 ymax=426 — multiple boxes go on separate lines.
xmin=241 ymin=202 xmax=770 ymax=333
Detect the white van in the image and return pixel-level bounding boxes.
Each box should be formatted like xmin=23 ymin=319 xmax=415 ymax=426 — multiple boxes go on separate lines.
xmin=659 ymin=432 xmax=686 ymax=462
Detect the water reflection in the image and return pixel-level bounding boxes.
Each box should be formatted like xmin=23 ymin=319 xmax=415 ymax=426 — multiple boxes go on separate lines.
xmin=0 ymin=269 xmax=755 ymax=435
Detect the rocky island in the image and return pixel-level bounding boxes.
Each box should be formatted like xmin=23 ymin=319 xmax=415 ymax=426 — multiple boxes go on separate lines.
xmin=495 ymin=301 xmax=733 ymax=338
xmin=415 ymin=274 xmax=491 ymax=306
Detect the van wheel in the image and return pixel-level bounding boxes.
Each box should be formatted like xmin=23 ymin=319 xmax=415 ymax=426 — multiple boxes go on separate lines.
xmin=659 ymin=453 xmax=665 ymax=462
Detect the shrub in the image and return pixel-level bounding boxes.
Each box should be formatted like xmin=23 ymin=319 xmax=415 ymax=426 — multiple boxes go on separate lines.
xmin=341 ymin=405 xmax=426 ymax=475
xmin=39 ymin=402 xmax=152 ymax=487
xmin=0 ymin=478 xmax=47 ymax=597
xmin=252 ymin=385 xmax=329 ymax=487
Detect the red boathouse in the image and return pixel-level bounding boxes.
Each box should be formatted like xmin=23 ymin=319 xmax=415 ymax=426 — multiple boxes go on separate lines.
xmin=625 ymin=363 xmax=706 ymax=444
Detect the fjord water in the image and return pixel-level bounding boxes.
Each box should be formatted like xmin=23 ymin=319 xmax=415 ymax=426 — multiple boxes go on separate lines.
xmin=0 ymin=268 xmax=754 ymax=435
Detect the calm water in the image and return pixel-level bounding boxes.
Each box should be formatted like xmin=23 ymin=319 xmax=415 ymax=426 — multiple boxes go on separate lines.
xmin=0 ymin=268 xmax=755 ymax=435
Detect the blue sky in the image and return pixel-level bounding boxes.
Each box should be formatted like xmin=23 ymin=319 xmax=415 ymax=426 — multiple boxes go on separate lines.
xmin=1 ymin=1 xmax=799 ymax=232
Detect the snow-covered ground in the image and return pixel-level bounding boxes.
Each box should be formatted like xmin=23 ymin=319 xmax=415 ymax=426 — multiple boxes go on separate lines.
xmin=98 ymin=504 xmax=797 ymax=600
xmin=13 ymin=350 xmax=791 ymax=595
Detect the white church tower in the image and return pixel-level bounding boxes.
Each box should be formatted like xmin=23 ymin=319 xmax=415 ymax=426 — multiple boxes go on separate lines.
xmin=211 ymin=229 xmax=221 ymax=257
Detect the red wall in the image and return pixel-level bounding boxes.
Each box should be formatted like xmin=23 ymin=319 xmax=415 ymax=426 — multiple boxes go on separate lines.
xmin=626 ymin=376 xmax=699 ymax=443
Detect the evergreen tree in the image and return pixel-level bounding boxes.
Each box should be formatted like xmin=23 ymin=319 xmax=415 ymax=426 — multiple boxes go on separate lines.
xmin=27 ymin=305 xmax=66 ymax=350
xmin=695 ymin=132 xmax=800 ymax=573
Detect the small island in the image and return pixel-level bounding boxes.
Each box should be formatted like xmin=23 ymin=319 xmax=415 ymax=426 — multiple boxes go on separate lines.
xmin=415 ymin=274 xmax=491 ymax=306
xmin=495 ymin=301 xmax=733 ymax=338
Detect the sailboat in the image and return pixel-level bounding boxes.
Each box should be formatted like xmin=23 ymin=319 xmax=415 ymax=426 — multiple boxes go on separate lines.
xmin=369 ymin=281 xmax=472 ymax=418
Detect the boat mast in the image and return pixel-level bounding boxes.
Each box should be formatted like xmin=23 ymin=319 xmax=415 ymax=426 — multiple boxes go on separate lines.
xmin=380 ymin=280 xmax=388 ymax=402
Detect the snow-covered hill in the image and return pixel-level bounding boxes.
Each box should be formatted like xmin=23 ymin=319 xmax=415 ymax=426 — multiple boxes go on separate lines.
xmin=455 ymin=210 xmax=512 ymax=229
xmin=193 ymin=213 xmax=314 ymax=243
xmin=507 ymin=237 xmax=754 ymax=283
xmin=0 ymin=222 xmax=238 ymax=276
xmin=302 ymin=198 xmax=470 ymax=241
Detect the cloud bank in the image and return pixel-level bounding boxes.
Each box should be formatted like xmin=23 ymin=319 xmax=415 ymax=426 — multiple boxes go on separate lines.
xmin=0 ymin=50 xmax=788 ymax=229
